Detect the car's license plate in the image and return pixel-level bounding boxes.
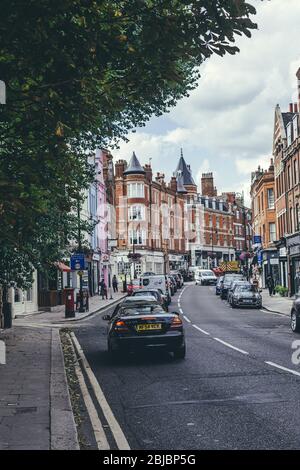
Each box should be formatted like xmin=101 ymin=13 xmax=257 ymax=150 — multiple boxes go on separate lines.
xmin=136 ymin=324 xmax=162 ymax=331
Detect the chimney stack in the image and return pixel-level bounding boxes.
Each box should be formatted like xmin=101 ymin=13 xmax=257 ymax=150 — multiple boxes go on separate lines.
xmin=294 ymin=103 xmax=299 ymax=113
xmin=289 ymin=103 xmax=293 ymax=113
xmin=115 ymin=159 xmax=127 ymax=178
xmin=201 ymin=172 xmax=215 ymax=197
xmin=170 ymin=176 xmax=177 ymax=192
xmin=144 ymin=163 xmax=152 ymax=183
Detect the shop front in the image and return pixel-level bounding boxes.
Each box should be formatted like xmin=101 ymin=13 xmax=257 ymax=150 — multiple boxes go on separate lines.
xmin=287 ymin=233 xmax=300 ymax=295
xmin=261 ymin=249 xmax=279 ymax=288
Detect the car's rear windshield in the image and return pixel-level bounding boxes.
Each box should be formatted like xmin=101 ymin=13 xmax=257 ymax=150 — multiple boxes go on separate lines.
xmin=201 ymin=271 xmax=214 ymax=276
xmin=131 ymin=279 xmax=141 ymax=286
xmin=119 ymin=306 xmax=165 ymax=316
xmin=134 ymin=291 xmax=158 ymax=298
xmin=236 ymin=285 xmax=257 ymax=292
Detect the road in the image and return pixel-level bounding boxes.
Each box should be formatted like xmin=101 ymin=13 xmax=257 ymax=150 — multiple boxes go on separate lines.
xmin=73 ymin=284 xmax=300 ymax=450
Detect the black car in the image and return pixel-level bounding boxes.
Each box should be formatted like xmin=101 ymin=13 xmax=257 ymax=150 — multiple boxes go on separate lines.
xmin=291 ymin=295 xmax=300 ymax=332
xmin=103 ymin=299 xmax=186 ymax=359
xmin=230 ymin=284 xmax=262 ymax=309
xmin=220 ymin=274 xmax=245 ymax=300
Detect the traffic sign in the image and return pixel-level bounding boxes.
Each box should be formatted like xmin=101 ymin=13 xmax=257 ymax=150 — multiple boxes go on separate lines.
xmin=71 ymin=253 xmax=86 ymax=270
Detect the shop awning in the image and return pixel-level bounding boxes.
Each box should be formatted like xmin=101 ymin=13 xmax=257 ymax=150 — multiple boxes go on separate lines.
xmin=55 ymin=261 xmax=71 ymax=272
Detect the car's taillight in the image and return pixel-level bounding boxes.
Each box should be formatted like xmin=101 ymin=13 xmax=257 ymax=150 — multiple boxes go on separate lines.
xmin=170 ymin=316 xmax=183 ymax=329
xmin=114 ymin=320 xmax=129 ymax=332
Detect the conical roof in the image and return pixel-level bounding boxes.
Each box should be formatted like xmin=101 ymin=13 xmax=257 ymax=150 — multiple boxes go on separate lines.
xmin=175 ymin=150 xmax=196 ymax=186
xmin=123 ymin=152 xmax=145 ymax=175
xmin=176 ymin=172 xmax=188 ymax=193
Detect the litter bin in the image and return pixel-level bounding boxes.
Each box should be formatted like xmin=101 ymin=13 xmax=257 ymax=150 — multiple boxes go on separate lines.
xmin=3 ymin=302 xmax=12 ymax=329
xmin=65 ymin=288 xmax=75 ymax=318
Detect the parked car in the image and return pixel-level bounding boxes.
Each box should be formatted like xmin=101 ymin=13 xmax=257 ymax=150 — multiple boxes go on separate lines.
xmin=291 ymin=295 xmax=300 ymax=332
xmin=169 ymin=275 xmax=178 ymax=292
xmin=132 ymin=288 xmax=169 ymax=311
xmin=170 ymin=271 xmax=184 ymax=289
xmin=195 ymin=269 xmax=217 ymax=286
xmin=167 ymin=275 xmax=177 ymax=295
xmin=127 ymin=279 xmax=142 ymax=296
xmin=220 ymin=273 xmax=244 ymax=299
xmin=215 ymin=276 xmax=224 ymax=295
xmin=227 ymin=280 xmax=249 ymax=304
xmin=103 ymin=299 xmax=186 ymax=359
xmin=230 ymin=284 xmax=262 ymax=309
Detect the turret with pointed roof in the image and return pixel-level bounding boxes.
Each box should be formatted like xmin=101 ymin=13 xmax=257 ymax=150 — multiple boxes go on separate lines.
xmin=174 ymin=149 xmax=197 ymax=196
xmin=123 ymin=151 xmax=145 ymax=175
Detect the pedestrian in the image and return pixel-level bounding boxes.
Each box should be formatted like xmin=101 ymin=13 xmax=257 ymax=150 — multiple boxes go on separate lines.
xmin=99 ymin=279 xmax=108 ymax=300
xmin=266 ymin=274 xmax=275 ymax=297
xmin=112 ymin=275 xmax=118 ymax=293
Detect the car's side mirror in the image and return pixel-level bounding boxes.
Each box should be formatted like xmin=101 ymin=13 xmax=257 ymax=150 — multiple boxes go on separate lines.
xmin=103 ymin=314 xmax=111 ymax=321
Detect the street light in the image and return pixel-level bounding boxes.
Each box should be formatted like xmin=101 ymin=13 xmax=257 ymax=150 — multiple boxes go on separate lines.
xmin=210 ymin=228 xmax=218 ymax=269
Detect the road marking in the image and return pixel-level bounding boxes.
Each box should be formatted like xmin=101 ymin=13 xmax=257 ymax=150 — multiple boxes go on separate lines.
xmin=213 ymin=337 xmax=249 ymax=355
xmin=183 ymin=315 xmax=191 ymax=323
xmin=179 ymin=308 xmax=183 ymax=314
xmin=193 ymin=325 xmax=210 ymax=336
xmin=71 ymin=332 xmax=130 ymax=450
xmin=265 ymin=361 xmax=300 ymax=377
xmin=71 ymin=340 xmax=110 ymax=449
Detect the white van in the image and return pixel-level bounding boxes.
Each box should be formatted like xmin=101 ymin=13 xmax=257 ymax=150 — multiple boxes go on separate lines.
xmin=140 ymin=275 xmax=171 ymax=302
xmin=195 ymin=269 xmax=217 ymax=286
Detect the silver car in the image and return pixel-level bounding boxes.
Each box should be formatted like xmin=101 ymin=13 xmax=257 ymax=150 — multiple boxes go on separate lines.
xmin=230 ymin=284 xmax=262 ymax=309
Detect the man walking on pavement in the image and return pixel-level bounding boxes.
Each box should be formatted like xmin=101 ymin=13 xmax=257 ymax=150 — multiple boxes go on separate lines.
xmin=112 ymin=275 xmax=118 ymax=293
xmin=267 ymin=273 xmax=275 ymax=297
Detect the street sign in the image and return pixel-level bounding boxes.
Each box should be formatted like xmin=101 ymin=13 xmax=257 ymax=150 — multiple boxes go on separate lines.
xmin=253 ymin=235 xmax=262 ymax=244
xmin=71 ymin=253 xmax=85 ymax=270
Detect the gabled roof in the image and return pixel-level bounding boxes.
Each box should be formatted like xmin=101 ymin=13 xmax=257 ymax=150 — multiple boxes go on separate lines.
xmin=123 ymin=152 xmax=145 ymax=175
xmin=282 ymin=112 xmax=296 ymax=128
xmin=174 ymin=151 xmax=196 ymax=186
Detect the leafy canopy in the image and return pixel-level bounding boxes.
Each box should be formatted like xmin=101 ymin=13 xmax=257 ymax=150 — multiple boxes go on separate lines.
xmin=0 ymin=0 xmax=259 ymax=287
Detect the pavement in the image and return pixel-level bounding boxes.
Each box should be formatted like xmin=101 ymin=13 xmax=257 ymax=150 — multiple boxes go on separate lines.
xmin=261 ymin=289 xmax=294 ymax=316
xmin=0 ymin=293 xmax=127 ymax=450
xmin=0 ymin=326 xmax=79 ymax=450
xmin=15 ymin=291 xmax=127 ymax=325
xmin=72 ymin=284 xmax=300 ymax=450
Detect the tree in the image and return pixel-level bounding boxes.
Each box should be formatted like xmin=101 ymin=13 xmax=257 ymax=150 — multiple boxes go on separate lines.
xmin=0 ymin=0 xmax=259 ymax=290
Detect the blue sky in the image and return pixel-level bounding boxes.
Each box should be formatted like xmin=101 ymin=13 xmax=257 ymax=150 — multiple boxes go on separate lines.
xmin=113 ymin=0 xmax=300 ymax=205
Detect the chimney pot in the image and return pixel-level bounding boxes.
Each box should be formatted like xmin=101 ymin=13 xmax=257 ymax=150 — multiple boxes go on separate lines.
xmin=294 ymin=103 xmax=298 ymax=113
xmin=289 ymin=103 xmax=293 ymax=113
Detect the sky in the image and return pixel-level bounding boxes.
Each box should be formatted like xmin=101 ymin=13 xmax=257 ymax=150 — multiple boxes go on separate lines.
xmin=112 ymin=0 xmax=300 ymax=206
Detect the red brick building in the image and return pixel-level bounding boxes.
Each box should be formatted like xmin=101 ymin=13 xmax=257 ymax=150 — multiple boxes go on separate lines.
xmin=111 ymin=152 xmax=187 ymax=277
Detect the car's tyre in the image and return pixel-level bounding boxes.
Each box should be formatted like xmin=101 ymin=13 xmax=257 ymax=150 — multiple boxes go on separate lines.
xmin=231 ymin=301 xmax=236 ymax=309
xmin=291 ymin=311 xmax=300 ymax=333
xmin=173 ymin=344 xmax=186 ymax=360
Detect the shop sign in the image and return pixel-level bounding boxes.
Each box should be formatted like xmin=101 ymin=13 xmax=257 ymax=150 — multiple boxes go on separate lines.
xmin=270 ymin=258 xmax=279 ymax=265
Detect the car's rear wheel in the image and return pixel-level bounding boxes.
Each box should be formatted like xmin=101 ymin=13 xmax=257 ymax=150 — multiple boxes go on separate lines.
xmin=291 ymin=311 xmax=300 ymax=333
xmin=173 ymin=343 xmax=186 ymax=360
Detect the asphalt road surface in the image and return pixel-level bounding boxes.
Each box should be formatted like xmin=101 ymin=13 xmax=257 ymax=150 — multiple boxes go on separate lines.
xmin=74 ymin=284 xmax=300 ymax=450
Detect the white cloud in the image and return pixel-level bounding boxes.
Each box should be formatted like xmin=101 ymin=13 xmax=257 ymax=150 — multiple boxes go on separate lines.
xmin=113 ymin=0 xmax=300 ymax=200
